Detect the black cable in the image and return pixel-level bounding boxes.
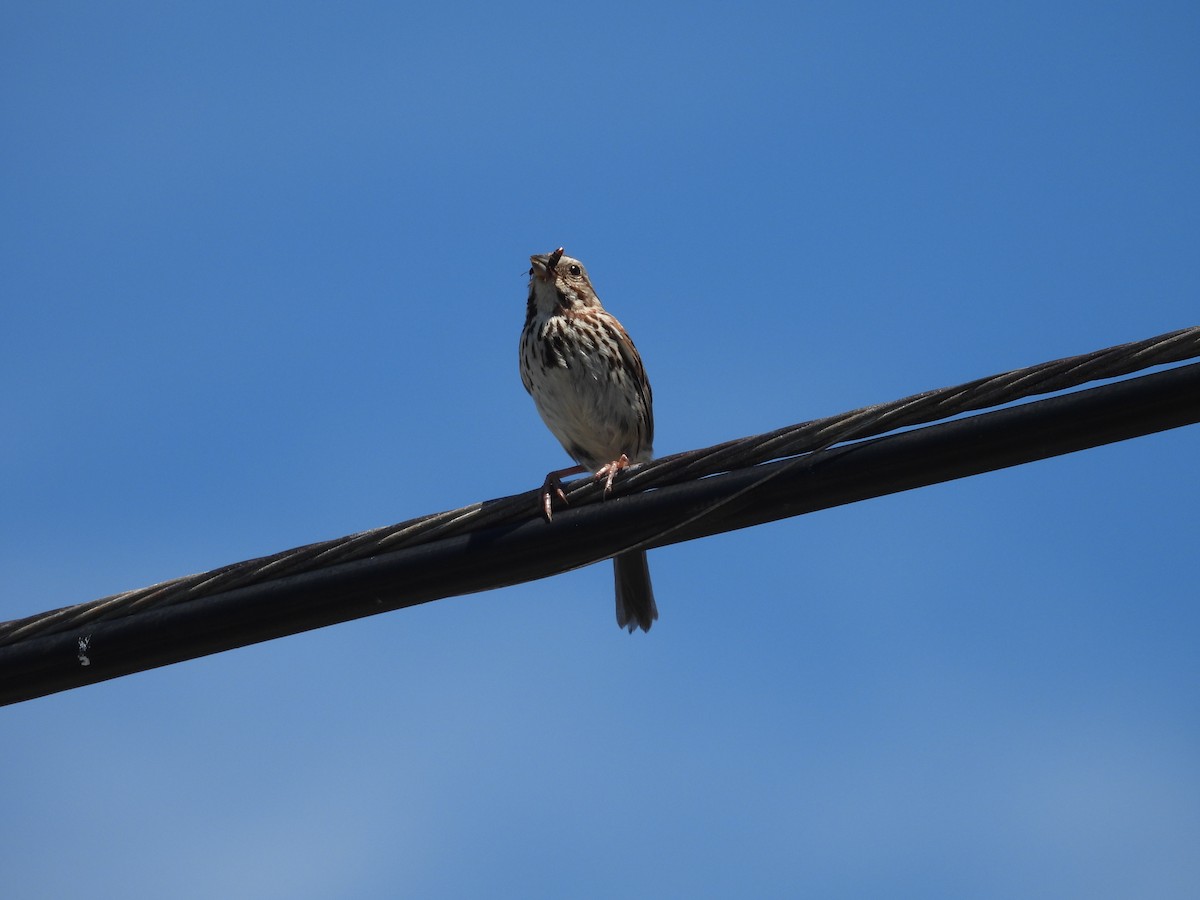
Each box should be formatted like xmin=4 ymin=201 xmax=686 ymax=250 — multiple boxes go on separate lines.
xmin=3 ymin=326 xmax=1196 ymax=648
xmin=0 ymin=328 xmax=1197 ymax=705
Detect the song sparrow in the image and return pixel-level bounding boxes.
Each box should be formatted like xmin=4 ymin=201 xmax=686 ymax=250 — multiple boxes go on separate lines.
xmin=519 ymin=247 xmax=658 ymax=632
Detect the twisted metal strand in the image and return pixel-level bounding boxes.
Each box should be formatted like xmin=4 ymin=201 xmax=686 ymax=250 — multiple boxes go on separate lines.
xmin=1 ymin=326 xmax=1196 ymax=648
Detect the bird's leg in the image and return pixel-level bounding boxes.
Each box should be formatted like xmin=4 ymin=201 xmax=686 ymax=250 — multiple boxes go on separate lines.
xmin=540 ymin=464 xmax=586 ymax=521
xmin=594 ymin=453 xmax=632 ymax=496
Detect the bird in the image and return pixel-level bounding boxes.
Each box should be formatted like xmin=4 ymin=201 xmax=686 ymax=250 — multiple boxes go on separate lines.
xmin=519 ymin=247 xmax=658 ymax=632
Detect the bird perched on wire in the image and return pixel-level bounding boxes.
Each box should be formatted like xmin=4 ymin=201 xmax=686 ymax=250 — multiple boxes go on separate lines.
xmin=519 ymin=247 xmax=658 ymax=632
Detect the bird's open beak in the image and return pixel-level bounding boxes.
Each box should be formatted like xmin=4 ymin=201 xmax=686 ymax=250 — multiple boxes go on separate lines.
xmin=529 ymin=247 xmax=565 ymax=280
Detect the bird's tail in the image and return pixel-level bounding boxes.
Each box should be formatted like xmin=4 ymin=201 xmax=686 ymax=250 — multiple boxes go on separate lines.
xmin=614 ymin=550 xmax=658 ymax=633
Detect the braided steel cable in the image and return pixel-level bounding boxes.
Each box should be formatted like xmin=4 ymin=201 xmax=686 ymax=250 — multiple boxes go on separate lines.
xmin=0 ymin=326 xmax=1197 ymax=662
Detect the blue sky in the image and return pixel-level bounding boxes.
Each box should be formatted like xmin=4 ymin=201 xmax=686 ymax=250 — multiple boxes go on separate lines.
xmin=2 ymin=2 xmax=1198 ymax=897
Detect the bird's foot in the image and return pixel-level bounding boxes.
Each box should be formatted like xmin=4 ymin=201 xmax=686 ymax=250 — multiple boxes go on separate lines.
xmin=594 ymin=454 xmax=632 ymax=496
xmin=540 ymin=465 xmax=586 ymax=521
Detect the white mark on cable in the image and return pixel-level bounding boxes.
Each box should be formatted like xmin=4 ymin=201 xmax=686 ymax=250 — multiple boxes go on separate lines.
xmin=77 ymin=635 xmax=92 ymax=667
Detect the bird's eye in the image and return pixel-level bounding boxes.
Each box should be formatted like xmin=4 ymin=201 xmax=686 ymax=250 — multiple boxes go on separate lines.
xmin=569 ymin=264 xmax=582 ymax=276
